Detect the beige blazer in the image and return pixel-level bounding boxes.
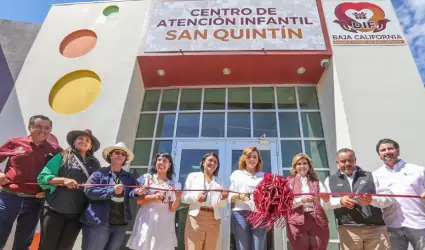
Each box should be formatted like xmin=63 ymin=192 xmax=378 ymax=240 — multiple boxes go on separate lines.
xmin=181 ymin=172 xmax=227 ymax=220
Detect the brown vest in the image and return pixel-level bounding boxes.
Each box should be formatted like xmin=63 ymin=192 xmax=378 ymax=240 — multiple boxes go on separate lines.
xmin=288 ymin=175 xmax=328 ymax=226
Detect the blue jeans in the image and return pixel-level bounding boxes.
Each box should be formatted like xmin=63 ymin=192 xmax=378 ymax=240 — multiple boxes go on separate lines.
xmin=0 ymin=191 xmax=43 ymax=250
xmin=231 ymin=210 xmax=267 ymax=250
xmin=388 ymin=227 xmax=425 ymax=250
xmin=82 ymin=224 xmax=127 ymax=250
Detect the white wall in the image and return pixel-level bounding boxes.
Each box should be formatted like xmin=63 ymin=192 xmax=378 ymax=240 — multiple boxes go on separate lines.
xmin=319 ymin=0 xmax=425 ymax=173
xmin=11 ymin=0 xmax=149 ymax=162
xmin=319 ymin=2 xmax=422 ymax=249
xmin=117 ymin=60 xmax=145 ymax=171
xmin=317 ymin=59 xmax=354 ymax=173
xmin=2 ymin=0 xmax=149 ymax=248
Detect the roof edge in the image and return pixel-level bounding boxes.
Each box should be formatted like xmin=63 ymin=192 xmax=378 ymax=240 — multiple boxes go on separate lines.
xmin=52 ymin=0 xmax=143 ymax=7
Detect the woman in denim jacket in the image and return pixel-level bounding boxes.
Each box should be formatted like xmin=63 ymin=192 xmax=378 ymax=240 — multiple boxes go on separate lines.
xmin=80 ymin=142 xmax=145 ymax=250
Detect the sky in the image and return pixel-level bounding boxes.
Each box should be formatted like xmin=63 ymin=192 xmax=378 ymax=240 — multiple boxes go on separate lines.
xmin=0 ymin=0 xmax=424 ymax=83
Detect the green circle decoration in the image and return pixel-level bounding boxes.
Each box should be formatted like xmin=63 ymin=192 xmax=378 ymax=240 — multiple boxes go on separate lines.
xmin=103 ymin=5 xmax=119 ymax=16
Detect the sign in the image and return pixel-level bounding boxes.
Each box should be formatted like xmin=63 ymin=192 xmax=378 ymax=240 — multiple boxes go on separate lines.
xmin=323 ymin=1 xmax=405 ymax=45
xmin=145 ymin=0 xmax=326 ymax=52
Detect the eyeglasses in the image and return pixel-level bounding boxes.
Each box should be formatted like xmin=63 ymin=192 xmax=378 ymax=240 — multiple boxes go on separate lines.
xmin=113 ymin=151 xmax=127 ymax=157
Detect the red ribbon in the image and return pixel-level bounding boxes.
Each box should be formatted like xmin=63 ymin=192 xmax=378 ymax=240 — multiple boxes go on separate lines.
xmin=7 ymin=182 xmax=422 ymax=198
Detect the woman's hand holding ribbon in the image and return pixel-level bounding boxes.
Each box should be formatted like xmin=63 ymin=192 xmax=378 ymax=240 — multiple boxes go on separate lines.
xmin=170 ymin=185 xmax=183 ymax=199
xmin=155 ymin=192 xmax=165 ymax=201
xmin=197 ymin=192 xmax=206 ymax=203
xmin=220 ymin=189 xmax=229 ymax=200
xmin=319 ymin=194 xmax=330 ymax=202
xmin=238 ymin=193 xmax=250 ymax=201
xmin=301 ymin=195 xmax=315 ymax=203
xmin=114 ymin=184 xmax=124 ymax=195
xmin=135 ymin=186 xmax=147 ymax=196
xmin=63 ymin=178 xmax=78 ymax=189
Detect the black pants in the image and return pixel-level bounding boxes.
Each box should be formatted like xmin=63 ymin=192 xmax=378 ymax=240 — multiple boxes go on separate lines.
xmin=38 ymin=207 xmax=82 ymax=250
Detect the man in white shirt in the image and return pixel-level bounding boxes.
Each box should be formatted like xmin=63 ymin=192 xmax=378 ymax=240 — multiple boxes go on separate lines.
xmin=373 ymin=138 xmax=425 ymax=250
xmin=324 ymin=148 xmax=394 ymax=250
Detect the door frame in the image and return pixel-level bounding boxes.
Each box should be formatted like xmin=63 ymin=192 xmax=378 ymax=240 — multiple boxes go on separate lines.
xmin=172 ymin=139 xmax=286 ymax=250
xmin=173 ymin=140 xmax=227 ymax=182
xmin=223 ymin=140 xmax=285 ymax=250
xmin=173 ymin=140 xmax=229 ymax=250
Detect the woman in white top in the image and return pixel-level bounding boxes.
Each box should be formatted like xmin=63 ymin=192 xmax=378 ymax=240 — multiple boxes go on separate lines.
xmin=126 ymin=153 xmax=182 ymax=250
xmin=229 ymin=146 xmax=266 ymax=250
xmin=182 ymin=152 xmax=229 ymax=250
xmin=287 ymin=153 xmax=331 ymax=250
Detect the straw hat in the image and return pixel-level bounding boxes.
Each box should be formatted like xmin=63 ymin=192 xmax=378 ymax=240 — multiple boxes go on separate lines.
xmin=66 ymin=129 xmax=100 ymax=152
xmin=102 ymin=142 xmax=134 ymax=164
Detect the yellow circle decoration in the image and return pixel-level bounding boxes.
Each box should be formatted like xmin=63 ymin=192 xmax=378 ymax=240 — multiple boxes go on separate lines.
xmin=49 ymin=70 xmax=101 ymax=115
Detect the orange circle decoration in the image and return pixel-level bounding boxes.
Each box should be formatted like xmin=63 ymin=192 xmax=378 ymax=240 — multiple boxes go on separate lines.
xmin=49 ymin=70 xmax=102 ymax=115
xmin=59 ymin=29 xmax=97 ymax=58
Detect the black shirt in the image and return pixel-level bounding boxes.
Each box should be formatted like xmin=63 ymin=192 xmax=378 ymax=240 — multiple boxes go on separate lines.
xmin=108 ymin=171 xmax=127 ymax=226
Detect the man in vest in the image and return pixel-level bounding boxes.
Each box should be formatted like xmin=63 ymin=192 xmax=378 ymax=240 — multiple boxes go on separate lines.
xmin=373 ymin=138 xmax=425 ymax=250
xmin=324 ymin=148 xmax=394 ymax=250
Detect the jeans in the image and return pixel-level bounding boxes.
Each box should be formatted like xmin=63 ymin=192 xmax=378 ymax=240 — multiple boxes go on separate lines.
xmin=0 ymin=191 xmax=43 ymax=250
xmin=231 ymin=210 xmax=267 ymax=250
xmin=82 ymin=224 xmax=127 ymax=250
xmin=388 ymin=227 xmax=425 ymax=250
xmin=38 ymin=207 xmax=82 ymax=250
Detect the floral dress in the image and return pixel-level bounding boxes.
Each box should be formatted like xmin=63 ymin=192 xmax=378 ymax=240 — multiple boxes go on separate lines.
xmin=126 ymin=173 xmax=180 ymax=250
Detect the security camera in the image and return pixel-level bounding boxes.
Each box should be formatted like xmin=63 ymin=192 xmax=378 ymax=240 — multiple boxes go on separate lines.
xmin=320 ymin=59 xmax=330 ymax=68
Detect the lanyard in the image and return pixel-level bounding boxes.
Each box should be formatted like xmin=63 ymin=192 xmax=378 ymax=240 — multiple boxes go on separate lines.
xmin=111 ymin=171 xmax=121 ymax=185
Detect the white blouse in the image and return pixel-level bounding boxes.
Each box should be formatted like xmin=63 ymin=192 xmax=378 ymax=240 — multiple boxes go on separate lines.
xmin=292 ymin=176 xmax=331 ymax=212
xmin=229 ymin=170 xmax=264 ymax=211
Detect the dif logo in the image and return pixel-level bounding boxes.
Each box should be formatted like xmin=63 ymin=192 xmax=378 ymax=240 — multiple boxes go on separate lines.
xmin=333 ymin=2 xmax=390 ymax=33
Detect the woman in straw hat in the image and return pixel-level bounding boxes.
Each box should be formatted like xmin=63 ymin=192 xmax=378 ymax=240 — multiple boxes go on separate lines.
xmin=286 ymin=153 xmax=331 ymax=250
xmin=80 ymin=142 xmax=145 ymax=250
xmin=37 ymin=129 xmax=101 ymax=250
xmin=126 ymin=152 xmax=182 ymax=250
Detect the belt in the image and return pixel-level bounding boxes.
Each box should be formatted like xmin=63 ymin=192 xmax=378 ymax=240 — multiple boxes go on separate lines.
xmin=0 ymin=187 xmax=37 ymax=198
xmin=200 ymin=207 xmax=214 ymax=213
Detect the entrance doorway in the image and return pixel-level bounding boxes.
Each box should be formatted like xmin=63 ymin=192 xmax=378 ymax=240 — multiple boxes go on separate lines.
xmin=173 ymin=140 xmax=285 ymax=250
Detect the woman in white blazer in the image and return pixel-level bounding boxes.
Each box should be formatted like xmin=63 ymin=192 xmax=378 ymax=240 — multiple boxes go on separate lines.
xmin=182 ymin=152 xmax=229 ymax=250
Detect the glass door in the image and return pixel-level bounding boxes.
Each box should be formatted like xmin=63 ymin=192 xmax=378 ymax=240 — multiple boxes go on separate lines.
xmin=223 ymin=141 xmax=285 ymax=250
xmin=173 ymin=140 xmax=229 ymax=250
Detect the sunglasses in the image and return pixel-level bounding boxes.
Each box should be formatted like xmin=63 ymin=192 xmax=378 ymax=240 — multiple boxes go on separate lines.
xmin=113 ymin=151 xmax=128 ymax=157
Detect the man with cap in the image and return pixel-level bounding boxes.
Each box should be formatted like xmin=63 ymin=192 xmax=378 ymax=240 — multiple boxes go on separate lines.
xmin=37 ymin=129 xmax=101 ymax=250
xmin=81 ymin=142 xmax=145 ymax=250
xmin=0 ymin=115 xmax=62 ymax=250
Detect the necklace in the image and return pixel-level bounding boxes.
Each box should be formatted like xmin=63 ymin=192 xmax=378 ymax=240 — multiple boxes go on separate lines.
xmin=243 ymin=170 xmax=257 ymax=179
xmin=204 ymin=173 xmax=213 ymax=200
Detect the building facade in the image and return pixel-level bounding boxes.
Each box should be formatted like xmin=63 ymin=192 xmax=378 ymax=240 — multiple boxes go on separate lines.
xmin=1 ymin=0 xmax=424 ymax=249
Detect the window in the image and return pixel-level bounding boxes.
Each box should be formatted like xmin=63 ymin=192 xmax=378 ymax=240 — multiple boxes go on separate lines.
xmin=131 ymin=86 xmax=336 ymax=246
